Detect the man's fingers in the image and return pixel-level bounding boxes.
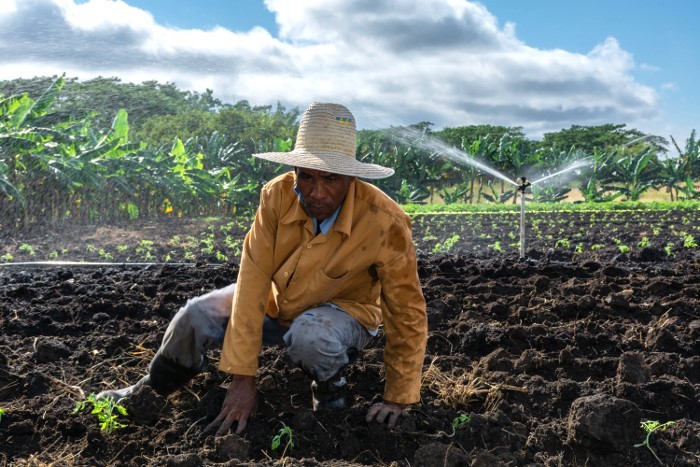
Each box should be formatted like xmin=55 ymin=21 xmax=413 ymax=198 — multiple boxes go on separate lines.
xmin=375 ymin=407 xmax=389 ymax=424
xmin=366 ymin=402 xmax=409 ymax=428
xmin=215 ymin=416 xmax=235 ymax=436
xmin=203 ymin=413 xmax=225 ymax=435
xmin=365 ymin=403 xmax=380 ymax=423
xmin=387 ymin=411 xmax=400 ymax=428
xmin=235 ymin=416 xmax=248 ymax=434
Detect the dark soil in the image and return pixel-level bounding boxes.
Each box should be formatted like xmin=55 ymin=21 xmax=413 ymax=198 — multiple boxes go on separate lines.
xmin=1 ymin=212 xmax=699 ymax=466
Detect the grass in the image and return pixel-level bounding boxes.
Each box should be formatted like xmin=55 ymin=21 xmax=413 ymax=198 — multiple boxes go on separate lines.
xmin=404 ymin=199 xmax=700 ymax=215
xmin=421 ymin=358 xmax=527 ymax=410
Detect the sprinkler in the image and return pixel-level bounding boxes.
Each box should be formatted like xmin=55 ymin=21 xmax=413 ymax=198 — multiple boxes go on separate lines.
xmin=387 ymin=126 xmax=591 ymax=259
xmin=517 ymin=177 xmax=531 ymax=260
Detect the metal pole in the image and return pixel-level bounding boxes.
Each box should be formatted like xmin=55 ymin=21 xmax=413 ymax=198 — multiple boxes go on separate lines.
xmin=520 ymin=191 xmax=526 ymax=259
xmin=517 ymin=177 xmax=531 ymax=259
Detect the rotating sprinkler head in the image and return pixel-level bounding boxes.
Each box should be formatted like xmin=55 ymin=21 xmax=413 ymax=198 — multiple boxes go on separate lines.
xmin=517 ymin=177 xmax=531 ymax=194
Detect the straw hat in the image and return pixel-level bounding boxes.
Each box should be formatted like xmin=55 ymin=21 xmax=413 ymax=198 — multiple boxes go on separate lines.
xmin=253 ymin=102 xmax=394 ymax=179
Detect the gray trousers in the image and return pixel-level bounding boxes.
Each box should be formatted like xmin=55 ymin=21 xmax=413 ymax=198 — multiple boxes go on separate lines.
xmin=157 ymin=284 xmax=373 ymax=382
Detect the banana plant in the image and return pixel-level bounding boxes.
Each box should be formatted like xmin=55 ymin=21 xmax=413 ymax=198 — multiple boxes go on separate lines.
xmin=655 ymin=155 xmax=687 ymax=201
xmin=610 ymin=147 xmax=657 ymax=201
xmin=578 ymin=148 xmax=620 ymax=202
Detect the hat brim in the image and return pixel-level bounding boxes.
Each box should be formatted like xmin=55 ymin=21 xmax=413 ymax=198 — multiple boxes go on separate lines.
xmin=253 ymin=150 xmax=394 ymax=179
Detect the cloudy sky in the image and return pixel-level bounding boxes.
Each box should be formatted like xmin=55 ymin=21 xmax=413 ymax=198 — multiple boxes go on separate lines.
xmin=0 ymin=0 xmax=697 ymax=146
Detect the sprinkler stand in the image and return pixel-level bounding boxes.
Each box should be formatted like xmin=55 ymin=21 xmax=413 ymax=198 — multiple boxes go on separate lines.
xmin=517 ymin=177 xmax=531 ymax=259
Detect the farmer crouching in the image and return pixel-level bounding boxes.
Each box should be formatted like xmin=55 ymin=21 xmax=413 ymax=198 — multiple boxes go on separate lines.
xmin=97 ymin=102 xmax=428 ymax=435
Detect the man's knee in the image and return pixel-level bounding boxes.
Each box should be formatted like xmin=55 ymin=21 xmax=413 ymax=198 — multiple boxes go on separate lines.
xmin=159 ymin=286 xmax=234 ymax=368
xmin=284 ymin=312 xmax=349 ymax=381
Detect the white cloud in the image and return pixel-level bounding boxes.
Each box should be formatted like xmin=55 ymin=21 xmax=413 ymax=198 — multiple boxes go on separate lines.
xmin=0 ymin=0 xmax=660 ymax=138
xmin=639 ymin=63 xmax=662 ymax=72
xmin=0 ymin=0 xmax=17 ymax=14
xmin=661 ymin=82 xmax=677 ymax=91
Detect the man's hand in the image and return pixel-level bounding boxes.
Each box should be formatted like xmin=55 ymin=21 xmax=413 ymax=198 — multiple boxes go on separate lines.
xmin=366 ymin=400 xmax=409 ymax=428
xmin=204 ymin=375 xmax=257 ymax=435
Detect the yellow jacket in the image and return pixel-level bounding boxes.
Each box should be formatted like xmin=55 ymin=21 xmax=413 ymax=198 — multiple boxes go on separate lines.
xmin=219 ymin=171 xmax=427 ymax=404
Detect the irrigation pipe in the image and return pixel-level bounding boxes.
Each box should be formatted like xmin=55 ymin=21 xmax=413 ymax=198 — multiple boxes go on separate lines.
xmin=0 ymin=261 xmax=225 ymax=268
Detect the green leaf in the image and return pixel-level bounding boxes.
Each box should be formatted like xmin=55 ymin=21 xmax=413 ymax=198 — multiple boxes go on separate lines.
xmin=111 ymin=108 xmax=130 ymax=143
xmin=24 ymin=74 xmax=65 ymax=125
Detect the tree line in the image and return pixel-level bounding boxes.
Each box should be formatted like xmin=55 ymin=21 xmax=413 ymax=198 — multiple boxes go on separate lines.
xmin=1 ymin=75 xmax=698 ymax=232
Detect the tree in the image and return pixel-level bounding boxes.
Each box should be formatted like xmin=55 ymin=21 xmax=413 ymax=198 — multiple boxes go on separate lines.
xmin=540 ymin=123 xmax=667 ymax=155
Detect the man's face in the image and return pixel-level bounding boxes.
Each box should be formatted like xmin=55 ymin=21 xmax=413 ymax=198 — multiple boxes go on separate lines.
xmin=295 ymin=167 xmax=354 ymax=220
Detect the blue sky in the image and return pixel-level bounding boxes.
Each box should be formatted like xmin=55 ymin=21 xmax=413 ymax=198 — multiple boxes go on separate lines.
xmin=1 ymin=0 xmax=697 ymax=149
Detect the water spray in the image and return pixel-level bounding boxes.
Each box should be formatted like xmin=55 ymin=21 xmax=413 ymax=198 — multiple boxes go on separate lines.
xmin=385 ymin=126 xmax=592 ymax=259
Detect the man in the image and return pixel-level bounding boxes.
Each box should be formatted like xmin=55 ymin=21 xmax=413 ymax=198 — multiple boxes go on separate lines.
xmin=98 ymin=102 xmax=427 ymax=435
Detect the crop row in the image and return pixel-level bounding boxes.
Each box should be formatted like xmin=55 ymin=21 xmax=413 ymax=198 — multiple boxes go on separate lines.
xmin=1 ymin=205 xmax=698 ymax=265
xmin=2 ymin=77 xmax=699 ymax=234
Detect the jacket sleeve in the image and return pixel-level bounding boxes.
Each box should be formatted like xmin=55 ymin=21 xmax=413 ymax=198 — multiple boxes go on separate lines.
xmin=376 ymin=215 xmax=427 ymax=404
xmin=219 ymin=185 xmax=278 ymax=376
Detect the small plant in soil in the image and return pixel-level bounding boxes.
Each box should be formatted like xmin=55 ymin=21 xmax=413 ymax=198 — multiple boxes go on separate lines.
xmin=613 ymin=238 xmax=630 ymax=253
xmin=135 ymin=240 xmax=155 ymax=261
xmin=555 ymin=238 xmax=571 ymax=248
xmin=682 ymin=233 xmax=697 ymax=248
xmin=0 ymin=407 xmax=5 ymax=425
xmin=271 ymin=423 xmax=294 ymax=453
xmin=634 ymin=419 xmax=676 ymax=465
xmin=433 ymin=234 xmax=461 ymax=253
xmin=73 ymin=393 xmax=128 ymax=435
xmin=98 ymin=249 xmax=113 ymax=260
xmin=452 ymin=413 xmax=471 ymax=428
xmin=664 ymin=242 xmax=675 ymax=256
xmin=638 ymin=236 xmax=651 ymax=248
xmin=18 ymin=243 xmax=36 ymax=256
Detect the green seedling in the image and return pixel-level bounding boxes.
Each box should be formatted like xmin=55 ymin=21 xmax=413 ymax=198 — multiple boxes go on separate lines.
xmin=683 ymin=234 xmax=697 ymax=248
xmin=0 ymin=407 xmax=5 ymax=425
xmin=271 ymin=423 xmax=294 ymax=452
xmin=634 ymin=420 xmax=676 ymax=465
xmin=73 ymin=393 xmax=128 ymax=435
xmin=555 ymin=238 xmax=571 ymax=248
xmin=436 ymin=412 xmax=471 ymax=438
xmin=664 ymin=242 xmax=675 ymax=257
xmin=638 ymin=237 xmax=651 ymax=248
xmin=18 ymin=243 xmax=36 ymax=256
xmin=433 ymin=234 xmax=461 ymax=253
xmin=135 ymin=240 xmax=155 ymax=261
xmin=453 ymin=413 xmax=471 ymax=429
xmin=98 ymin=249 xmax=114 ymax=260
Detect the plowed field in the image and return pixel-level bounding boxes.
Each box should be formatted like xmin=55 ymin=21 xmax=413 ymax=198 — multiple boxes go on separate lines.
xmin=1 ymin=209 xmax=699 ymax=466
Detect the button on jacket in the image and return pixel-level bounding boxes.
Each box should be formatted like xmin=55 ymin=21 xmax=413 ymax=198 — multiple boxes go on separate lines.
xmin=219 ymin=171 xmax=427 ymax=404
